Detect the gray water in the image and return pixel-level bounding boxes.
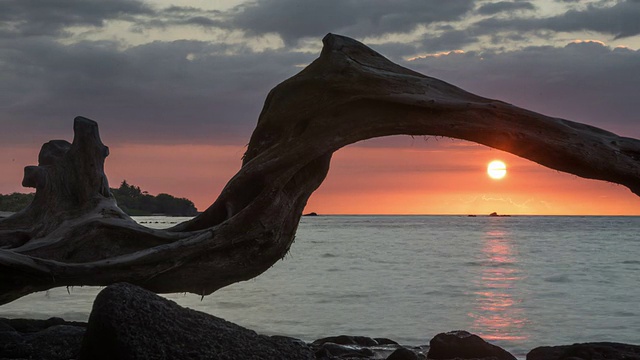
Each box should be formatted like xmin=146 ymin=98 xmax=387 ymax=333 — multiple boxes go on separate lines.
xmin=1 ymin=215 xmax=638 ymax=358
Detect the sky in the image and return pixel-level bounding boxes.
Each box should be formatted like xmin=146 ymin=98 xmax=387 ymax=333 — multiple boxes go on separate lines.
xmin=1 ymin=0 xmax=639 ymax=215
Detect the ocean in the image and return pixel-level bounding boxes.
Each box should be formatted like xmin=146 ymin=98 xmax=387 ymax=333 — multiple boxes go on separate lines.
xmin=0 ymin=215 xmax=638 ymax=358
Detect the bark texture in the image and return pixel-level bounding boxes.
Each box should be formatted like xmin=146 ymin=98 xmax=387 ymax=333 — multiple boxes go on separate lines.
xmin=1 ymin=34 xmax=639 ymax=305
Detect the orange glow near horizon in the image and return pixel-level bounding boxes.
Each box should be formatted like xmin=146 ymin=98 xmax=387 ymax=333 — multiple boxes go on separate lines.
xmin=305 ymin=139 xmax=640 ymax=215
xmin=1 ymin=139 xmax=640 ymax=215
xmin=106 ymin=144 xmax=244 ymax=211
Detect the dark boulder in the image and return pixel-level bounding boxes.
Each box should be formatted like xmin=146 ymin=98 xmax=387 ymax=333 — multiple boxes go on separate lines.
xmin=376 ymin=337 xmax=400 ymax=346
xmin=386 ymin=347 xmax=419 ymax=360
xmin=427 ymin=330 xmax=516 ymax=360
xmin=0 ymin=317 xmax=86 ymax=360
xmin=312 ymin=334 xmax=420 ymax=359
xmin=79 ymin=282 xmax=315 ymax=360
xmin=527 ymin=342 xmax=640 ymax=360
xmin=314 ymin=342 xmax=375 ymax=358
xmin=313 ymin=335 xmax=380 ymax=347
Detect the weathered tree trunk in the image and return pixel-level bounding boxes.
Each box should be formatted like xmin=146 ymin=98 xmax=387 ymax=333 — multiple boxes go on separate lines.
xmin=1 ymin=34 xmax=638 ymax=305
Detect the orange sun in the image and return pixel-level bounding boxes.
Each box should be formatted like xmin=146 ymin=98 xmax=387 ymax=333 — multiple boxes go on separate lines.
xmin=487 ymin=160 xmax=507 ymax=180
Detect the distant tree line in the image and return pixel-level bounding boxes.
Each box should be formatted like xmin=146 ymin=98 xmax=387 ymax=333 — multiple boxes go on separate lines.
xmin=0 ymin=180 xmax=198 ymax=216
xmin=112 ymin=180 xmax=198 ymax=216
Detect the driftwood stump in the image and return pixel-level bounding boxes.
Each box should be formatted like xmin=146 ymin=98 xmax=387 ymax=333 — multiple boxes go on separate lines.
xmin=1 ymin=34 xmax=639 ymax=305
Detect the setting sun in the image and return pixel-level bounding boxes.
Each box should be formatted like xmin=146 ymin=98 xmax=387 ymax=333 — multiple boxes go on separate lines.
xmin=487 ymin=160 xmax=507 ymax=180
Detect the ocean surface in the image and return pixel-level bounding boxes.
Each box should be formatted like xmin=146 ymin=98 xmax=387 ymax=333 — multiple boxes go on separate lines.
xmin=1 ymin=215 xmax=639 ymax=357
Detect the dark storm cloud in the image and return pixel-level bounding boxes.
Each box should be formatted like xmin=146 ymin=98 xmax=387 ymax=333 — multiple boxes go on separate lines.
xmin=4 ymin=34 xmax=638 ymax=149
xmin=474 ymin=0 xmax=640 ymax=39
xmin=2 ymin=0 xmax=639 ymax=150
xmin=365 ymin=28 xmax=479 ymax=59
xmin=0 ymin=0 xmax=225 ymax=38
xmin=546 ymin=0 xmax=640 ymax=39
xmin=404 ymin=41 xmax=640 ymax=137
xmin=365 ymin=42 xmax=419 ymax=59
xmin=224 ymin=0 xmax=476 ymax=44
xmin=0 ymin=0 xmax=293 ymax=146
xmin=476 ymin=1 xmax=535 ymax=15
xmin=136 ymin=5 xmax=223 ymax=30
xmin=0 ymin=37 xmax=312 ymax=146
xmin=0 ymin=0 xmax=154 ymax=37
xmin=420 ymin=30 xmax=479 ymax=52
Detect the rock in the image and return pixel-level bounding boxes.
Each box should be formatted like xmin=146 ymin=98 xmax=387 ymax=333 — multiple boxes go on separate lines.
xmin=312 ymin=334 xmax=416 ymax=359
xmin=314 ymin=342 xmax=375 ymax=359
xmin=527 ymin=342 xmax=640 ymax=360
xmin=313 ymin=335 xmax=379 ymax=347
xmin=79 ymin=282 xmax=315 ymax=360
xmin=0 ymin=317 xmax=86 ymax=360
xmin=427 ymin=330 xmax=516 ymax=360
xmin=488 ymin=212 xmax=510 ymax=217
xmin=387 ymin=347 xmax=419 ymax=360
xmin=5 ymin=317 xmax=68 ymax=332
xmin=312 ymin=335 xmax=378 ymax=359
xmin=303 ymin=212 xmax=319 ymax=216
xmin=0 ymin=320 xmax=22 ymax=344
xmin=376 ymin=337 xmax=400 ymax=346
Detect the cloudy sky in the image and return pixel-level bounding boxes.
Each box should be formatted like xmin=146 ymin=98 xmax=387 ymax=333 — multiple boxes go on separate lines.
xmin=1 ymin=0 xmax=639 ymax=214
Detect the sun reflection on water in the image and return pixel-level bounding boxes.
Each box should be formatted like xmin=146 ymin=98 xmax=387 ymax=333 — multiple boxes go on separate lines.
xmin=469 ymin=225 xmax=529 ymax=342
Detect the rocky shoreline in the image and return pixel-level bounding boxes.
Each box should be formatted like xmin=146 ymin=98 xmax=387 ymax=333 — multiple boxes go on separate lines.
xmin=1 ymin=283 xmax=638 ymax=360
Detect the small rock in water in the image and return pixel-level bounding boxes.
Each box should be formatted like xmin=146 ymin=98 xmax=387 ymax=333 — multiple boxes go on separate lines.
xmin=313 ymin=334 xmax=379 ymax=347
xmin=387 ymin=347 xmax=420 ymax=360
xmin=311 ymin=334 xmax=420 ymax=359
xmin=314 ymin=342 xmax=375 ymax=359
xmin=428 ymin=330 xmax=516 ymax=360
xmin=376 ymin=337 xmax=400 ymax=346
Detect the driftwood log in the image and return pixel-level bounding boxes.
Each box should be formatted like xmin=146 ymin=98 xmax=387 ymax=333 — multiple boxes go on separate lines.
xmin=1 ymin=34 xmax=639 ymax=305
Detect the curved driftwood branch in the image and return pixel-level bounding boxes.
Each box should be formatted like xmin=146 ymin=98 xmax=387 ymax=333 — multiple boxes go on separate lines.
xmin=1 ymin=34 xmax=638 ymax=304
